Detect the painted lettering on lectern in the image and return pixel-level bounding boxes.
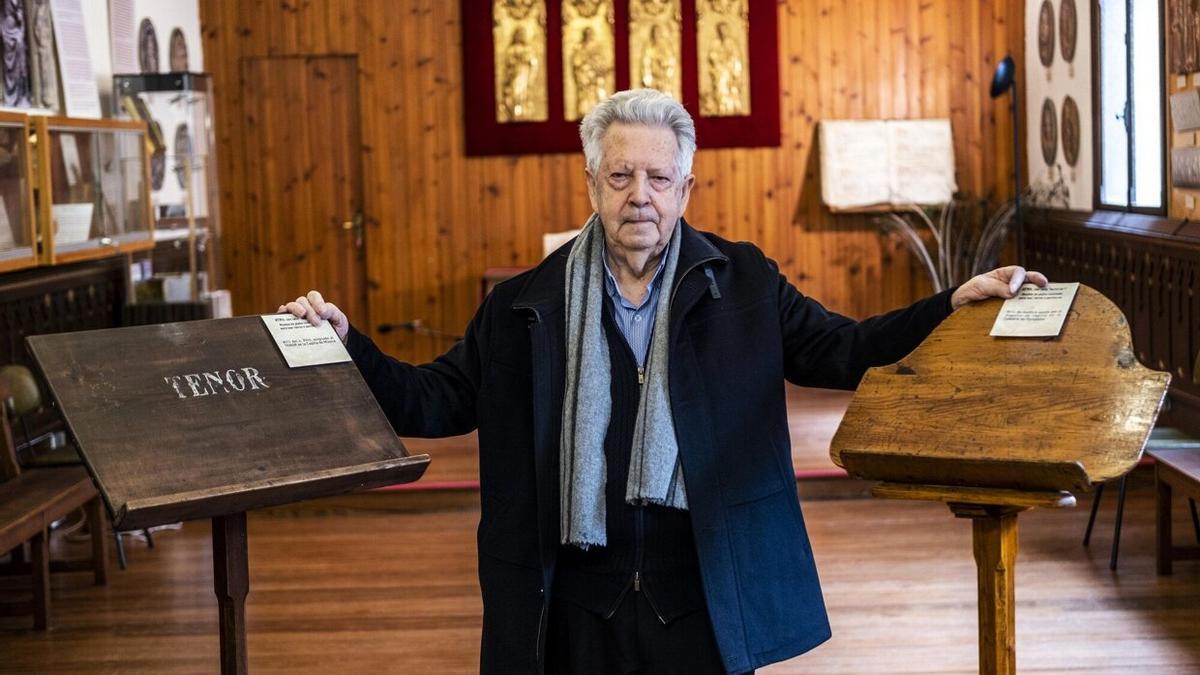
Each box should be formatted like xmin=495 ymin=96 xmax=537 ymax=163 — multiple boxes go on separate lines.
xmin=163 ymin=367 xmax=271 ymax=399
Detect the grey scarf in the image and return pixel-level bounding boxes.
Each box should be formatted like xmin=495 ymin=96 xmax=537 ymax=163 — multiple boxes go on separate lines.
xmin=560 ymin=215 xmax=687 ymax=549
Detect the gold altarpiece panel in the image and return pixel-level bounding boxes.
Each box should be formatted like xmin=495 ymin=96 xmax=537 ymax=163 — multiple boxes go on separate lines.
xmin=562 ymin=0 xmax=616 ymax=121
xmin=697 ymin=0 xmax=750 ymax=116
xmin=493 ymin=0 xmax=549 ymax=123
xmin=629 ymin=0 xmax=682 ymax=101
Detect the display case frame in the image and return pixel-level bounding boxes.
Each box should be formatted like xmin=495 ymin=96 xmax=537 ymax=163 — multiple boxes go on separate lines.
xmin=32 ymin=116 xmax=155 ymax=266
xmin=113 ymin=72 xmax=222 ymax=304
xmin=0 ymin=111 xmax=38 ymax=273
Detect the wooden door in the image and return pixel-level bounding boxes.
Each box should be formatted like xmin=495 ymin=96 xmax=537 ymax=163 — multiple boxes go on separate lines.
xmin=238 ymin=55 xmax=366 ymax=323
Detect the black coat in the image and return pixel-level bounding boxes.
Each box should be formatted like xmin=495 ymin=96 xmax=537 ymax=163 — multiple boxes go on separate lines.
xmin=346 ymin=220 xmax=954 ymax=673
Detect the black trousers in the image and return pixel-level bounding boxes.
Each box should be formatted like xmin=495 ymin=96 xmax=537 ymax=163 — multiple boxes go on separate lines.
xmin=545 ymin=589 xmax=748 ymax=675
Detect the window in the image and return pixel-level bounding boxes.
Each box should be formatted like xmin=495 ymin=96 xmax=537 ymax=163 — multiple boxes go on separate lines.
xmin=1096 ymin=0 xmax=1164 ymax=211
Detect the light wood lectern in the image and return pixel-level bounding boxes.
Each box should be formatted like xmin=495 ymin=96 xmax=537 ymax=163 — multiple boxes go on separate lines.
xmin=27 ymin=317 xmax=430 ymax=674
xmin=830 ymin=285 xmax=1170 ymax=674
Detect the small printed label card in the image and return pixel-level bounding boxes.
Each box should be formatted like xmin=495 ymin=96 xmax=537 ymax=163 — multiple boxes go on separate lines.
xmin=989 ymin=282 xmax=1080 ymax=338
xmin=261 ymin=314 xmax=351 ymax=368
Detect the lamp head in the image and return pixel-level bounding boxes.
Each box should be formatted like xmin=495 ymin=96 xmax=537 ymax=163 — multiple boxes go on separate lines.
xmin=990 ymin=56 xmax=1016 ymax=98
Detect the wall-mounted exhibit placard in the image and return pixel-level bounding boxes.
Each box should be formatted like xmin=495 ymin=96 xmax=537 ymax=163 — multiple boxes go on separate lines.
xmin=49 ymin=0 xmax=101 ymax=118
xmin=27 ymin=316 xmax=429 ymax=531
xmin=1172 ymin=146 xmax=1200 ymax=189
xmin=1170 ymin=89 xmax=1200 ymax=132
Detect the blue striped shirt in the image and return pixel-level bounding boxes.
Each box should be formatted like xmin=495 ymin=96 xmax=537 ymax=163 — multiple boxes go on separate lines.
xmin=602 ymin=245 xmax=669 ymax=369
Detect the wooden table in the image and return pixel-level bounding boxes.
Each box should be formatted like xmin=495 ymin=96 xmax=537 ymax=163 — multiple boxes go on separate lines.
xmin=27 ymin=316 xmax=430 ymax=673
xmin=1151 ymin=448 xmax=1200 ymax=575
xmin=831 ymin=285 xmax=1170 ymax=674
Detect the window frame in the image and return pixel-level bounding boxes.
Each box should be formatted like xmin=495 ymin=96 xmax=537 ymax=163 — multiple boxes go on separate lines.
xmin=1090 ymin=0 xmax=1168 ymax=215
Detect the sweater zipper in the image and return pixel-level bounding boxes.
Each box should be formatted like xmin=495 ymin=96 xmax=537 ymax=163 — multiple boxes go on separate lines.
xmin=633 ymin=505 xmax=667 ymax=623
xmin=635 ymin=506 xmax=645 ymax=591
xmin=635 ymin=360 xmax=645 ymax=591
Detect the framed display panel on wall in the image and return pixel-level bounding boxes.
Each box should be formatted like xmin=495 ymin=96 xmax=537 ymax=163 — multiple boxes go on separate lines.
xmin=462 ymin=0 xmax=780 ymax=156
xmin=0 ymin=112 xmax=39 ymax=273
xmin=33 ymin=117 xmax=155 ymax=265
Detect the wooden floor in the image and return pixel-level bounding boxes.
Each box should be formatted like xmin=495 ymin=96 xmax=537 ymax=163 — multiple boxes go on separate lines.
xmin=3 ymin=472 xmax=1199 ymax=673
xmin=408 ymin=385 xmax=854 ymax=486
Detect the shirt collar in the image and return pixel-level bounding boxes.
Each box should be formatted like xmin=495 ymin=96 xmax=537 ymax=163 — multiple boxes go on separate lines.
xmin=602 ymin=241 xmax=671 ymax=310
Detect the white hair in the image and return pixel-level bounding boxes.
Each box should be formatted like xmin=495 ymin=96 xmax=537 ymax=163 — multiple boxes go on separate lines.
xmin=579 ymin=89 xmax=696 ymax=179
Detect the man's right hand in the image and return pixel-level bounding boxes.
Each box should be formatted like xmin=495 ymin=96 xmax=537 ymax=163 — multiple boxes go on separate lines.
xmin=279 ymin=290 xmax=350 ymax=344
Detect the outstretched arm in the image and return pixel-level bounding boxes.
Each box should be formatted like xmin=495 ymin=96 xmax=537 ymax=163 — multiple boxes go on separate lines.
xmin=780 ymin=266 xmax=1047 ymax=390
xmin=281 ymin=290 xmax=485 ymax=437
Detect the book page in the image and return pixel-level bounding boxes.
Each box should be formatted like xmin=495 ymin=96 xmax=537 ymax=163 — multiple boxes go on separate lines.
xmin=819 ymin=120 xmax=891 ymax=209
xmin=887 ymin=119 xmax=957 ymax=205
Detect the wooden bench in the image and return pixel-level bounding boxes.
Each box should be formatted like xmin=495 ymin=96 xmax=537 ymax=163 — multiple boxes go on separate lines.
xmin=0 ymin=384 xmax=108 ymax=630
xmin=1153 ymin=448 xmax=1200 ymax=575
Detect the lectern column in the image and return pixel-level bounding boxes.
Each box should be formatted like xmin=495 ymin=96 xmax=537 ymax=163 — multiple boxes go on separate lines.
xmin=212 ymin=512 xmax=249 ymax=674
xmin=952 ymin=503 xmax=1023 ymax=675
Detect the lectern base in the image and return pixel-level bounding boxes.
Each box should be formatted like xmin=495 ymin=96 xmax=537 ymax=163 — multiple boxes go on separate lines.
xmin=212 ymin=513 xmax=249 ymax=675
xmin=870 ymin=482 xmax=1076 ymax=675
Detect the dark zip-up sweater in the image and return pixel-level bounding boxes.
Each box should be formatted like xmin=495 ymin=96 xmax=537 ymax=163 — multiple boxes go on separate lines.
xmin=553 ymin=297 xmax=705 ymax=623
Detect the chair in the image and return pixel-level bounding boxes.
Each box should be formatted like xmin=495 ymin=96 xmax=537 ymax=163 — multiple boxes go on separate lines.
xmin=1 ymin=365 xmax=152 ymax=570
xmin=1083 ymin=426 xmax=1200 ymax=570
xmin=0 ymin=366 xmax=108 ymax=629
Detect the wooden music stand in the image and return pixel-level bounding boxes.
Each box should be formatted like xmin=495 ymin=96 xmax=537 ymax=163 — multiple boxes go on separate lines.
xmin=27 ymin=316 xmax=430 ymax=674
xmin=830 ymin=285 xmax=1170 ymax=674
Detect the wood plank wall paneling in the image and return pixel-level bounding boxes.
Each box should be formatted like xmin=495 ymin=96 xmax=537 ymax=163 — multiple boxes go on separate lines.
xmin=200 ymin=0 xmax=1025 ymax=363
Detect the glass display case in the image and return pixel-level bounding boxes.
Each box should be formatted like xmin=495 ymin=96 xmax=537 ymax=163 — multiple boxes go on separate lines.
xmin=32 ymin=116 xmax=154 ymax=265
xmin=113 ymin=73 xmax=221 ymax=304
xmin=0 ymin=112 xmax=37 ymax=273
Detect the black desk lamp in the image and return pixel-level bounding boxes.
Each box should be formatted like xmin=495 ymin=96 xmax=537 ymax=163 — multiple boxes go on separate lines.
xmin=990 ymin=55 xmax=1023 ymax=262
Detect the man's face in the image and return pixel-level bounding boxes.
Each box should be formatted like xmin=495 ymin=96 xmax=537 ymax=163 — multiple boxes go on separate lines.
xmin=586 ymin=122 xmax=695 ymax=260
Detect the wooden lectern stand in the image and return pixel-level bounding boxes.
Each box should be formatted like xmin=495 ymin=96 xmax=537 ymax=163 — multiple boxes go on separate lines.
xmin=27 ymin=317 xmax=430 ymax=674
xmin=830 ymin=286 xmax=1170 ymax=674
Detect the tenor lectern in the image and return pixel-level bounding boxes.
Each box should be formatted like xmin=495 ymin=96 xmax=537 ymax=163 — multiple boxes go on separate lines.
xmin=27 ymin=316 xmax=430 ymax=674
xmin=830 ymin=285 xmax=1170 ymax=674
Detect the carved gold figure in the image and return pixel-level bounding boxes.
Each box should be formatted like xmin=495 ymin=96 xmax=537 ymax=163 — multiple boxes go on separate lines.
xmin=697 ymin=0 xmax=750 ymax=116
xmin=493 ymin=0 xmax=548 ymax=123
xmin=562 ymin=0 xmax=615 ymax=121
xmin=629 ymin=0 xmax=680 ymax=100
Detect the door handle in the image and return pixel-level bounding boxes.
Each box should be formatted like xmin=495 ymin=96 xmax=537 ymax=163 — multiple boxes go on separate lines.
xmin=342 ymin=210 xmax=365 ymax=249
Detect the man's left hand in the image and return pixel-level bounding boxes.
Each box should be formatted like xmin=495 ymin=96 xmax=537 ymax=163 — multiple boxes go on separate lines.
xmin=950 ymin=265 xmax=1049 ymax=310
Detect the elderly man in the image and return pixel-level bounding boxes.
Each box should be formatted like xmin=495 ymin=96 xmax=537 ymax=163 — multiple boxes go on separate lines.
xmin=283 ymin=89 xmax=1046 ymax=674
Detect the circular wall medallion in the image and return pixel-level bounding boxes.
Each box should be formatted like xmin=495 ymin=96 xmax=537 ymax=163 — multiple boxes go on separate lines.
xmin=1038 ymin=0 xmax=1055 ymax=68
xmin=1041 ymin=97 xmax=1057 ymax=167
xmin=173 ymin=123 xmax=193 ymax=189
xmin=138 ymin=18 xmax=159 ymax=73
xmin=1061 ymin=95 xmax=1080 ymax=167
xmin=1059 ymin=0 xmax=1077 ymax=63
xmin=169 ymin=28 xmax=188 ymax=72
